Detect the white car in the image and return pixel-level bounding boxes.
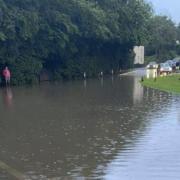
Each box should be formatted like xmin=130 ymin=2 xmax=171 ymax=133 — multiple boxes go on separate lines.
xmin=159 ymin=63 xmax=172 ymax=74
xmin=146 ymin=62 xmax=158 ymax=69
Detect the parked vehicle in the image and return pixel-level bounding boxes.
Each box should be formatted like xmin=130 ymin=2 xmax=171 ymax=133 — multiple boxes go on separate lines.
xmin=146 ymin=62 xmax=158 ymax=69
xmin=176 ymin=61 xmax=180 ymax=70
xmin=166 ymin=60 xmax=173 ymax=66
xmin=166 ymin=60 xmax=176 ymax=70
xmin=159 ymin=63 xmax=172 ymax=74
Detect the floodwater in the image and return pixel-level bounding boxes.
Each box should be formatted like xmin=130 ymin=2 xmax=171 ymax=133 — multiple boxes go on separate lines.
xmin=0 ymin=69 xmax=180 ymax=180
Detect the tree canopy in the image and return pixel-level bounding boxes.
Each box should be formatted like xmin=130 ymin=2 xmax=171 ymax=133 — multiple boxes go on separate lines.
xmin=0 ymin=0 xmax=179 ymax=84
xmin=145 ymin=15 xmax=178 ymax=62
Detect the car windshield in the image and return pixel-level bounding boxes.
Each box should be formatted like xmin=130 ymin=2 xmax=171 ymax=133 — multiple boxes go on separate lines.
xmin=161 ymin=63 xmax=169 ymax=67
xmin=149 ymin=62 xmax=156 ymax=65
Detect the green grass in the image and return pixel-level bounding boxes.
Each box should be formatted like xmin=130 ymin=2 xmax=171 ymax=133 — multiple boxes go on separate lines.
xmin=141 ymin=74 xmax=180 ymax=94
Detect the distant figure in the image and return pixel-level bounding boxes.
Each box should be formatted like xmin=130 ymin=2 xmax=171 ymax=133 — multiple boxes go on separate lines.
xmin=3 ymin=66 xmax=11 ymax=86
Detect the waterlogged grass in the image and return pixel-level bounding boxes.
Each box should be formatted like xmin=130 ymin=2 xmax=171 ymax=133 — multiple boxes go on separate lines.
xmin=141 ymin=74 xmax=180 ymax=94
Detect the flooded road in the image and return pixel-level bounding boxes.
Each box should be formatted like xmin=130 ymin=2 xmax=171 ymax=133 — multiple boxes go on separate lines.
xmin=0 ymin=69 xmax=180 ymax=179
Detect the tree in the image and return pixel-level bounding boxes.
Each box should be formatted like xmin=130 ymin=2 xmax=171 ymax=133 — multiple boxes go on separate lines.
xmin=0 ymin=0 xmax=164 ymax=84
xmin=146 ymin=16 xmax=177 ymax=62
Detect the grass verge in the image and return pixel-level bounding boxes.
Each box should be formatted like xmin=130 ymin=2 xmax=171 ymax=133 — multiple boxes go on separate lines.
xmin=141 ymin=74 xmax=180 ymax=94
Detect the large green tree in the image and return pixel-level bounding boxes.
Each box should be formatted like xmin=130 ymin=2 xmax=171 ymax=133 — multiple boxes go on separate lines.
xmin=146 ymin=15 xmax=177 ymax=62
xmin=0 ymin=0 xmax=153 ymax=84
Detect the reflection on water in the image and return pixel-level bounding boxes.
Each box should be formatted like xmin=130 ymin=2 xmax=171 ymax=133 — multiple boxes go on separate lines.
xmin=1 ymin=87 xmax=13 ymax=109
xmin=100 ymin=77 xmax=104 ymax=87
xmin=104 ymin=98 xmax=180 ymax=180
xmin=0 ymin=74 xmax=179 ymax=179
xmin=111 ymin=76 xmax=114 ymax=85
xmin=83 ymin=80 xmax=87 ymax=89
xmin=133 ymin=78 xmax=143 ymax=104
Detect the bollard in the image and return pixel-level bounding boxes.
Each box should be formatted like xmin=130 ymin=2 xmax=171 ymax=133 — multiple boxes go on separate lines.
xmin=111 ymin=69 xmax=114 ymax=75
xmin=83 ymin=72 xmax=86 ymax=79
xmin=100 ymin=71 xmax=103 ymax=77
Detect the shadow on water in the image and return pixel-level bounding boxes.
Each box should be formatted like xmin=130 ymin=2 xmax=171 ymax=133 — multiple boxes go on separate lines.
xmin=0 ymin=75 xmax=178 ymax=179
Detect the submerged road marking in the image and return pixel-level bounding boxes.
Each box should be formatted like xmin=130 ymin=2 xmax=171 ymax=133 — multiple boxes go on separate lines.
xmin=0 ymin=160 xmax=25 ymax=180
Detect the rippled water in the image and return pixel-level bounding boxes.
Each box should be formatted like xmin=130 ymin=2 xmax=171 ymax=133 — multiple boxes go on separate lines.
xmin=0 ymin=70 xmax=179 ymax=180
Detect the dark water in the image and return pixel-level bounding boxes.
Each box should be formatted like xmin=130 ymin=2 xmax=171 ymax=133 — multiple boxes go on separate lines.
xmin=0 ymin=70 xmax=180 ymax=180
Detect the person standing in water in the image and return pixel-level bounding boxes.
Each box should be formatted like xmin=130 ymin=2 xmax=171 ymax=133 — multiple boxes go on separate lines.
xmin=2 ymin=66 xmax=11 ymax=86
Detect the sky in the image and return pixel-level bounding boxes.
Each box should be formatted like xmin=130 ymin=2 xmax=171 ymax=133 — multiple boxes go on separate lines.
xmin=147 ymin=0 xmax=180 ymax=24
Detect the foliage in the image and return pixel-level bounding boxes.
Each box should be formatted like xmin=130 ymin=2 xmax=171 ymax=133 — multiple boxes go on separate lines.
xmin=146 ymin=16 xmax=177 ymax=62
xmin=0 ymin=0 xmax=178 ymax=85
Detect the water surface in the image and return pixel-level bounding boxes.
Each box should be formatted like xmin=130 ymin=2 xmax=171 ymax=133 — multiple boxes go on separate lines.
xmin=0 ymin=70 xmax=180 ymax=179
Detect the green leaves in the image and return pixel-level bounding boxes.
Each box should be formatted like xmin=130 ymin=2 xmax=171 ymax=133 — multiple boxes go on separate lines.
xmin=15 ymin=10 xmax=40 ymax=40
xmin=11 ymin=55 xmax=42 ymax=85
xmin=146 ymin=15 xmax=177 ymax=61
xmin=0 ymin=31 xmax=6 ymax=41
xmin=0 ymin=0 xmax=177 ymax=84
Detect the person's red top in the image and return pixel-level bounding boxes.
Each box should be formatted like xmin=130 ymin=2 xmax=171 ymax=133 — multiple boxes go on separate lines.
xmin=3 ymin=68 xmax=11 ymax=78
